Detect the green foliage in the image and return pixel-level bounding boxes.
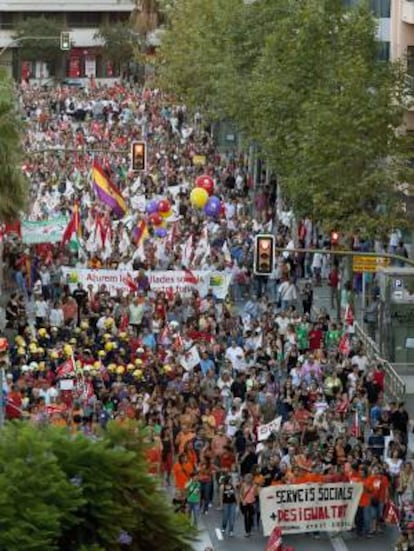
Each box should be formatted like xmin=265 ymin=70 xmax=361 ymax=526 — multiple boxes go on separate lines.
xmin=95 ymin=23 xmax=137 ymax=68
xmin=0 ymin=69 xmax=27 ymax=221
xmin=159 ymin=0 xmax=412 ymax=235
xmin=0 ymin=421 xmax=194 ymax=551
xmin=13 ymin=17 xmax=63 ymax=64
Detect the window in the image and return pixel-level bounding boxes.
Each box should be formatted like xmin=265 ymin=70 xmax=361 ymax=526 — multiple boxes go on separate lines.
xmin=408 ymin=46 xmax=414 ymax=76
xmin=370 ymin=0 xmax=391 ymax=18
xmin=67 ymin=12 xmax=105 ymax=28
xmin=377 ymin=41 xmax=390 ymax=61
xmin=0 ymin=13 xmax=15 ymax=29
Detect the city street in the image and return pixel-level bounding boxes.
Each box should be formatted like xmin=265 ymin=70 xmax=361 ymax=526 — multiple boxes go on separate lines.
xmin=196 ymin=507 xmax=398 ymax=551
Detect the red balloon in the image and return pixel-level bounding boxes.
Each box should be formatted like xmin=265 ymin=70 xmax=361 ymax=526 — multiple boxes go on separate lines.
xmin=195 ymin=175 xmax=214 ymax=196
xmin=149 ymin=212 xmax=162 ymax=226
xmin=158 ymin=199 xmax=171 ymax=213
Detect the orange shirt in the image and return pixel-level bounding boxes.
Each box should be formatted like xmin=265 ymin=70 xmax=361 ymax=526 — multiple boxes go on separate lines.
xmin=367 ymin=474 xmax=389 ymax=503
xmin=172 ymin=461 xmax=193 ymax=490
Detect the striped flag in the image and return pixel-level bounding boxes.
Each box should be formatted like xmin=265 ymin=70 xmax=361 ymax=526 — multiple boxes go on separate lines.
xmin=183 ymin=268 xmax=198 ymax=285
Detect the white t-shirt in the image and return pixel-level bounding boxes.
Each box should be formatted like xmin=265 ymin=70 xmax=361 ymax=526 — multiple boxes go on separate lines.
xmin=225 ymin=346 xmax=246 ymax=372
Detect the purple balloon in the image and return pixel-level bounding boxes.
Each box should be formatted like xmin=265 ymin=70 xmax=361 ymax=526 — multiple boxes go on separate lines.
xmin=204 ymin=196 xmax=221 ymax=217
xmin=146 ymin=200 xmax=159 ymax=215
xmin=155 ymin=227 xmax=168 ymax=238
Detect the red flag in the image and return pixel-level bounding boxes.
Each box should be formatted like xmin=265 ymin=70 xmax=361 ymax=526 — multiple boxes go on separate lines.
xmin=384 ymin=500 xmax=399 ymax=525
xmin=265 ymin=526 xmax=283 ymax=551
xmin=125 ymin=273 xmax=138 ymax=292
xmin=350 ymin=409 xmax=360 ymax=438
xmin=183 ymin=267 xmax=198 ymax=285
xmin=166 ymin=287 xmax=174 ymax=302
xmin=62 ymin=203 xmax=81 ymax=246
xmin=56 ymin=357 xmax=76 ymax=378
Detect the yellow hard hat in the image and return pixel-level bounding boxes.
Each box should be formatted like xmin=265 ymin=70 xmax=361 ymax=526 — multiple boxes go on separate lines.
xmin=103 ymin=333 xmax=112 ymax=341
xmin=17 ymin=347 xmax=26 ymax=356
xmin=38 ymin=328 xmax=47 ymax=338
xmin=133 ymin=369 xmax=143 ymax=378
xmin=94 ymin=361 xmax=101 ymax=370
xmin=28 ymin=343 xmax=37 ymax=354
xmin=104 ymin=342 xmax=113 ymax=352
xmin=80 ymin=320 xmax=89 ymax=330
xmin=50 ymin=350 xmax=59 ymax=360
xmin=90 ymin=369 xmax=97 ymax=376
xmin=15 ymin=336 xmax=25 ymax=346
xmin=36 ymin=347 xmax=44 ymax=356
xmin=163 ymin=364 xmax=172 ymax=373
xmin=69 ymin=338 xmax=77 ymax=345
xmin=74 ymin=327 xmax=81 ymax=335
xmin=108 ymin=363 xmax=117 ymax=372
xmin=104 ymin=318 xmax=114 ymax=328
xmin=135 ymin=358 xmax=143 ymax=366
xmin=63 ymin=344 xmax=73 ymax=356
xmin=98 ymin=350 xmax=106 ymax=358
xmin=116 ymin=365 xmax=125 ymax=375
xmin=38 ymin=361 xmax=46 ymax=371
xmin=119 ymin=332 xmax=128 ymax=340
xmin=127 ymin=363 xmax=135 ymax=371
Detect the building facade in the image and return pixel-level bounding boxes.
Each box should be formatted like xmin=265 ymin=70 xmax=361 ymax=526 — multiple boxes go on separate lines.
xmin=0 ymin=0 xmax=135 ymax=80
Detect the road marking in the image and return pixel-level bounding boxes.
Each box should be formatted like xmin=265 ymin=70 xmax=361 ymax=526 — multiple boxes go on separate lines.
xmin=215 ymin=527 xmax=224 ymax=541
xmin=330 ymin=535 xmax=349 ymax=551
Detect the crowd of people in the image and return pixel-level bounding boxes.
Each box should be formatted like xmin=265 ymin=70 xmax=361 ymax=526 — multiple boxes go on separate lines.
xmin=0 ymin=79 xmax=411 ymax=549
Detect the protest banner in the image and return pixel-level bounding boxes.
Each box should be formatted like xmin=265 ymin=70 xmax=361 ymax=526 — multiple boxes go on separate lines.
xmin=260 ymin=482 xmax=363 ymax=536
xmin=257 ymin=416 xmax=282 ymax=442
xmin=21 ymin=216 xmax=69 ymax=244
xmin=178 ymin=345 xmax=201 ymax=371
xmin=61 ymin=268 xmax=231 ymax=299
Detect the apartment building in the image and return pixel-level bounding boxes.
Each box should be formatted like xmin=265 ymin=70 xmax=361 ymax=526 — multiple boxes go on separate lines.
xmin=0 ymin=0 xmax=135 ymax=79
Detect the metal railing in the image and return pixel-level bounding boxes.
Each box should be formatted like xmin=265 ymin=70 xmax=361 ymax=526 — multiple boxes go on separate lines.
xmin=354 ymin=322 xmax=406 ymax=402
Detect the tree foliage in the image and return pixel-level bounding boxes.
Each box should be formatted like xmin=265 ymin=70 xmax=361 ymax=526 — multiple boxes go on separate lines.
xmin=13 ymin=17 xmax=63 ymax=65
xmin=95 ymin=22 xmax=137 ymax=69
xmin=0 ymin=421 xmax=194 ymax=551
xmin=159 ymin=0 xmax=412 ymax=235
xmin=0 ymin=69 xmax=27 ymax=221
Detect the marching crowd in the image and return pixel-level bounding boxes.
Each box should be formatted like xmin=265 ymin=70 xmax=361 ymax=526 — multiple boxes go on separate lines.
xmin=0 ymin=80 xmax=412 ymax=549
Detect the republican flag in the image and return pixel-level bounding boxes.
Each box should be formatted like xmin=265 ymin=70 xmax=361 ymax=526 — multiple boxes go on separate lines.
xmin=56 ymin=357 xmax=76 ymax=378
xmin=183 ymin=267 xmax=198 ymax=285
xmin=62 ymin=203 xmax=81 ymax=246
xmin=92 ymin=159 xmax=127 ymax=217
xmin=133 ymin=220 xmax=149 ymax=244
xmin=46 ymin=403 xmax=66 ymax=416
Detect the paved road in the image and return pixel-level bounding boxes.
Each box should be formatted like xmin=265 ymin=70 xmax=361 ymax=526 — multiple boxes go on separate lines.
xmin=195 ymin=506 xmax=398 ymax=551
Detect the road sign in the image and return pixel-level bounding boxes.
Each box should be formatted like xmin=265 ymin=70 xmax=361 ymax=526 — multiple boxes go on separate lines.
xmin=352 ymin=255 xmax=391 ymax=273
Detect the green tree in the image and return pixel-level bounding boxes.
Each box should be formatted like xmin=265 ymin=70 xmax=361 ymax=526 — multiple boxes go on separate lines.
xmin=13 ymin=17 xmax=65 ymax=76
xmin=94 ymin=22 xmax=136 ymax=73
xmin=0 ymin=423 xmax=83 ymax=551
xmin=159 ymin=0 xmax=411 ymax=235
xmin=0 ymin=421 xmax=194 ymax=551
xmin=0 ymin=69 xmax=27 ymax=220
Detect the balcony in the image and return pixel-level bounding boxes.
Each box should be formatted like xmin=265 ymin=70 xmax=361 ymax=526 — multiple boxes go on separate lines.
xmin=402 ymin=0 xmax=414 ymax=24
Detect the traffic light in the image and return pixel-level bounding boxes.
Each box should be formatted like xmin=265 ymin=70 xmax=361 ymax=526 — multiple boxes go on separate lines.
xmin=131 ymin=141 xmax=147 ymax=172
xmin=60 ymin=31 xmax=71 ymax=51
xmin=254 ymin=234 xmax=274 ymax=275
xmin=330 ymin=231 xmax=339 ymax=246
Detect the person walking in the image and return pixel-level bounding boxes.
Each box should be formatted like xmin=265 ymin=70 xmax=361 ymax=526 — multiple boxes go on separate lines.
xmin=185 ymin=471 xmax=201 ymax=528
xmin=219 ymin=474 xmax=239 ymax=537
xmin=239 ymin=473 xmax=257 ymax=537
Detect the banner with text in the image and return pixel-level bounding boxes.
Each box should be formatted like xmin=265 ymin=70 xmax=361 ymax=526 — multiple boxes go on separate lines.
xmin=61 ymin=268 xmax=231 ymax=299
xmin=260 ymin=482 xmax=363 ymax=536
xmin=22 ymin=216 xmax=69 ymax=244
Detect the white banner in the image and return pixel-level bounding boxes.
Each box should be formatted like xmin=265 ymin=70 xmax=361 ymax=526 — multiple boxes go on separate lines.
xmin=22 ymin=216 xmax=69 ymax=244
xmin=84 ymin=56 xmax=96 ymax=78
xmin=61 ymin=268 xmax=231 ymax=299
xmin=257 ymin=416 xmax=282 ymax=442
xmin=178 ymin=345 xmax=201 ymax=371
xmin=260 ymin=482 xmax=363 ymax=536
